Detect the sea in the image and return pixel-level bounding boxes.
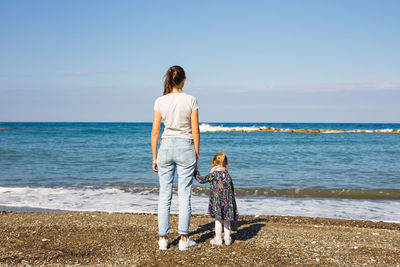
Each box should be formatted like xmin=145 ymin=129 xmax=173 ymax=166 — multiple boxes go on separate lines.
xmin=1 ymin=122 xmax=400 ymax=222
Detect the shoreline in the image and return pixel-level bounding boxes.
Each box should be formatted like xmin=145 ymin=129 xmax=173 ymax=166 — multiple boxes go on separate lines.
xmin=2 ymin=191 xmax=400 ymax=222
xmin=1 ymin=205 xmax=400 ymax=224
xmin=0 ymin=212 xmax=399 ymax=265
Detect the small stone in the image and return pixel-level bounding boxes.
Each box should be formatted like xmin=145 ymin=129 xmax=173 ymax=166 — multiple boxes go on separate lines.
xmin=42 ymin=238 xmax=49 ymax=242
xmin=311 ymin=241 xmax=317 ymax=244
xmin=372 ymin=232 xmax=379 ymax=236
xmin=315 ymin=258 xmax=320 ymax=262
xmin=353 ymin=246 xmax=358 ymax=249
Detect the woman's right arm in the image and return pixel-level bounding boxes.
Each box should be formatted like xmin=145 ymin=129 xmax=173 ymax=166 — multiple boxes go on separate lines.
xmin=191 ymin=109 xmax=200 ymax=159
xmin=151 ymin=110 xmax=162 ymax=172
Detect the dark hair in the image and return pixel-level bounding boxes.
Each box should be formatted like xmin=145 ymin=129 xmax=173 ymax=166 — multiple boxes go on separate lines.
xmin=164 ymin=65 xmax=186 ymax=95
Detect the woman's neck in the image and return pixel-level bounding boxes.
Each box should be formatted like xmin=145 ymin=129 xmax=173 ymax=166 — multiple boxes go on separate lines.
xmin=171 ymin=87 xmax=183 ymax=93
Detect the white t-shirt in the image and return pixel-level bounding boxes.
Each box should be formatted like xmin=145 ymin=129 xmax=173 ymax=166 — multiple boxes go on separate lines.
xmin=154 ymin=92 xmax=199 ymax=139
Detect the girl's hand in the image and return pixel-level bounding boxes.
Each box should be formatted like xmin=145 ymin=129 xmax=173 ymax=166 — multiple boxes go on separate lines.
xmin=152 ymin=161 xmax=158 ymax=173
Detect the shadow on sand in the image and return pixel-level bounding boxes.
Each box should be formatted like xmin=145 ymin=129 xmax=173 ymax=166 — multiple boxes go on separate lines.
xmin=172 ymin=218 xmax=267 ymax=245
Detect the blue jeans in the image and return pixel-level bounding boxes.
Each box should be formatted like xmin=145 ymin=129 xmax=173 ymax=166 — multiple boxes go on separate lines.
xmin=157 ymin=138 xmax=197 ymax=236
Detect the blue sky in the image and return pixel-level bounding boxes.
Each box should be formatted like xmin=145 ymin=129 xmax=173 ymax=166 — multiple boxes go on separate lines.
xmin=0 ymin=0 xmax=399 ymax=122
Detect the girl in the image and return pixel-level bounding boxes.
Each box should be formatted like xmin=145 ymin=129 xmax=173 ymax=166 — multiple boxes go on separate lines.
xmin=194 ymin=152 xmax=238 ymax=245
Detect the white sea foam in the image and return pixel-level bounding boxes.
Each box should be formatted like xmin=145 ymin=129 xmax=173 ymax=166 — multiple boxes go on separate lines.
xmin=200 ymin=123 xmax=269 ymax=132
xmin=349 ymin=129 xmax=374 ymax=133
xmin=200 ymin=124 xmax=397 ymax=134
xmin=322 ymin=130 xmax=342 ymax=134
xmin=1 ymin=187 xmax=399 ymax=222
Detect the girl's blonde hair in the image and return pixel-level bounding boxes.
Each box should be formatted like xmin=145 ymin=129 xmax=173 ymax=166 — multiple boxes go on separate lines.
xmin=212 ymin=152 xmax=228 ymax=167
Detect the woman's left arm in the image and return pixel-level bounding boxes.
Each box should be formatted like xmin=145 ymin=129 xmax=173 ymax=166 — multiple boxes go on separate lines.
xmin=151 ymin=110 xmax=162 ymax=172
xmin=191 ymin=109 xmax=200 ymax=159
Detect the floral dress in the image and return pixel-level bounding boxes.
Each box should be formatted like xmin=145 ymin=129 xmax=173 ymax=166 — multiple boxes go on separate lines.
xmin=194 ymin=168 xmax=239 ymax=221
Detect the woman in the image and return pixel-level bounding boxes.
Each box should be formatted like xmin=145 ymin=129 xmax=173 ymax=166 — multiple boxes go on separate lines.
xmin=151 ymin=65 xmax=200 ymax=250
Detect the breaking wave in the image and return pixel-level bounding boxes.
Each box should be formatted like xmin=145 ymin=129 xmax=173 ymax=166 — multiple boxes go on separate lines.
xmin=199 ymin=124 xmax=400 ymax=134
xmin=193 ymin=187 xmax=400 ymax=200
xmin=1 ymin=186 xmax=400 ymax=222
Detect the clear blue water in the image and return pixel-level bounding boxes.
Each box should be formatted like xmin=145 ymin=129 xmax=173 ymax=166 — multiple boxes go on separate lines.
xmin=1 ymin=122 xmax=400 ymax=220
xmin=1 ymin=122 xmax=400 ymax=191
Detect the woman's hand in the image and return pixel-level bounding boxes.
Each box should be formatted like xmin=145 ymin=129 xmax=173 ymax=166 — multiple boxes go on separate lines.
xmin=152 ymin=161 xmax=158 ymax=173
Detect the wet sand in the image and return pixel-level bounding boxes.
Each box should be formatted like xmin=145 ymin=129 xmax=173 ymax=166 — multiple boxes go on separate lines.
xmin=0 ymin=212 xmax=399 ymax=266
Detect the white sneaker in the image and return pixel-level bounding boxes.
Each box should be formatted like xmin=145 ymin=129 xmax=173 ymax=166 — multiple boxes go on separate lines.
xmin=224 ymin=236 xmax=232 ymax=246
xmin=210 ymin=237 xmax=223 ymax=245
xmin=159 ymin=238 xmax=169 ymax=250
xmin=179 ymin=237 xmax=196 ymax=250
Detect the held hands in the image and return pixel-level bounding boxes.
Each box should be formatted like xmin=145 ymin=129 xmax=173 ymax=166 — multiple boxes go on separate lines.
xmin=195 ymin=153 xmax=200 ymax=174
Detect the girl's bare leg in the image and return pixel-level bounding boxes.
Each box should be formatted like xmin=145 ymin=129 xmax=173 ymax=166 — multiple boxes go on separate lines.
xmin=223 ymin=220 xmax=231 ymax=238
xmin=215 ymin=219 xmax=223 ymax=239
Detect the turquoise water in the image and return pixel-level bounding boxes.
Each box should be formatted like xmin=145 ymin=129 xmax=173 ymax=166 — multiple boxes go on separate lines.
xmin=1 ymin=122 xmax=400 ymax=221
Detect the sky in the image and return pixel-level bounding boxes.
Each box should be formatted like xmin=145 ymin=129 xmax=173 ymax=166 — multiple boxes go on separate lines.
xmin=0 ymin=0 xmax=399 ymax=123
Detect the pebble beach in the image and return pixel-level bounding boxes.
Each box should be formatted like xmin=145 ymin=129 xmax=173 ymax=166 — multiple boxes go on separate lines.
xmin=0 ymin=212 xmax=399 ymax=266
